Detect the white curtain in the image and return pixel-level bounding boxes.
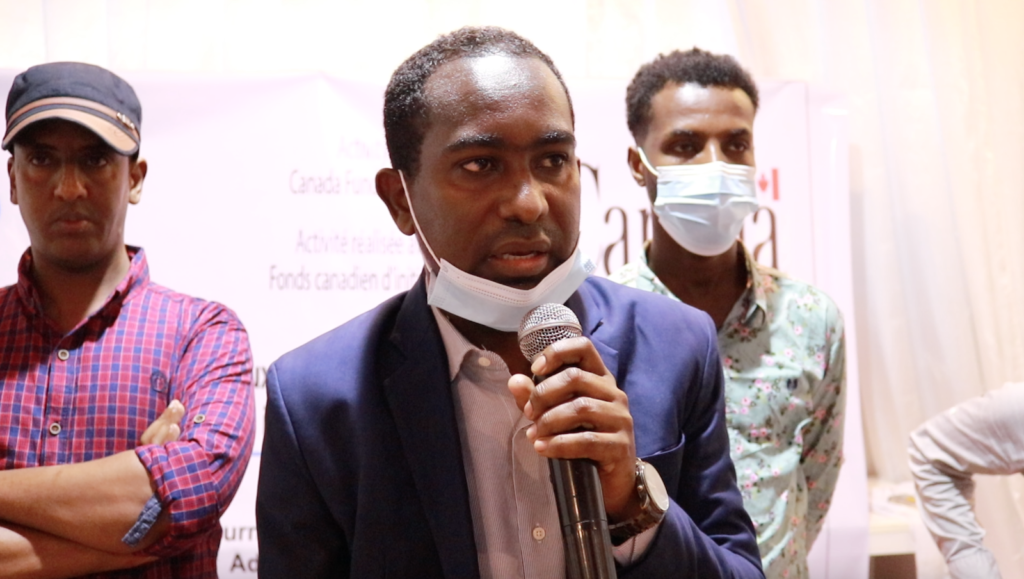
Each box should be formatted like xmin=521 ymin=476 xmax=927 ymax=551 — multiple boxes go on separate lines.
xmin=729 ymin=2 xmax=1024 ymax=576
xmin=2 ymin=0 xmax=1022 ymax=575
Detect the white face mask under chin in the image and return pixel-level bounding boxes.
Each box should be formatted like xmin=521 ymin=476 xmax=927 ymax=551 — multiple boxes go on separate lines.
xmin=638 ymin=148 xmax=759 ymax=257
xmin=398 ymin=170 xmax=595 ymax=332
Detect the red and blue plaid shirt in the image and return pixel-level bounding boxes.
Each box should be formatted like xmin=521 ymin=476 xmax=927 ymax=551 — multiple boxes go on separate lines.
xmin=0 ymin=247 xmax=255 ymax=578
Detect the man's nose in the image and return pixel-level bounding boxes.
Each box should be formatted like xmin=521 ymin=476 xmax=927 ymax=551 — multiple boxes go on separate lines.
xmin=500 ymin=174 xmax=548 ymax=224
xmin=53 ymin=164 xmax=87 ymax=200
xmin=696 ymin=142 xmax=725 ymax=164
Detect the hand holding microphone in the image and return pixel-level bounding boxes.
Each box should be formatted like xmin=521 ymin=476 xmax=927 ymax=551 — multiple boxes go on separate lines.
xmin=509 ymin=304 xmax=640 ymax=578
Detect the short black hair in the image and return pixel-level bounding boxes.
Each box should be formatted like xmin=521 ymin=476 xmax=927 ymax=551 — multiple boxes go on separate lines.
xmin=383 ymin=26 xmax=574 ymax=177
xmin=626 ymin=48 xmax=758 ymax=141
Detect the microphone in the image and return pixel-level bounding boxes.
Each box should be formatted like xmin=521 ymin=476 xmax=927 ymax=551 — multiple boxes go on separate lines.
xmin=519 ymin=304 xmax=617 ymax=579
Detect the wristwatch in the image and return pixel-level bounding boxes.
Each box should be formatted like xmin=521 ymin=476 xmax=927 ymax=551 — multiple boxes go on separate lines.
xmin=608 ymin=459 xmax=670 ymax=545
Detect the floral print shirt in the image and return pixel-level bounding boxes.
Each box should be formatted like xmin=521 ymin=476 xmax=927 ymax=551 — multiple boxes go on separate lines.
xmin=610 ymin=243 xmax=846 ymax=579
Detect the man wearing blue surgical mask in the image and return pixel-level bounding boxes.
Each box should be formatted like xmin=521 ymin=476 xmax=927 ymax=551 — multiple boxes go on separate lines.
xmin=257 ymin=29 xmax=763 ymax=579
xmin=611 ymin=49 xmax=847 ymax=579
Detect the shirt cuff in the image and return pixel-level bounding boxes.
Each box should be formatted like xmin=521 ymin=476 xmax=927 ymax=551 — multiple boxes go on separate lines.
xmin=121 ymin=494 xmax=163 ymax=547
xmin=946 ymin=549 xmax=1002 ymax=579
xmin=135 ymin=441 xmax=219 ymax=556
xmin=611 ymin=521 xmax=660 ymax=566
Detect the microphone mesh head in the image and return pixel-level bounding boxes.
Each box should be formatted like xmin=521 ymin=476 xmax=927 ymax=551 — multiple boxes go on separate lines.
xmin=518 ymin=303 xmax=582 ymax=362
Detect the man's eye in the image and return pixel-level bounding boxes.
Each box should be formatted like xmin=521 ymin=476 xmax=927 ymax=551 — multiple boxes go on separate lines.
xmin=728 ymin=141 xmax=749 ymax=153
xmin=540 ymin=154 xmax=567 ymax=169
xmin=84 ymin=155 xmax=109 ymax=167
xmin=672 ymin=143 xmax=699 ymax=156
xmin=462 ymin=158 xmax=493 ymax=172
xmin=28 ymin=154 xmax=51 ymax=166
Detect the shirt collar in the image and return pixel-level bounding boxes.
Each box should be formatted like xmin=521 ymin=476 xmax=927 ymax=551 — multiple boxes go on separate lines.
xmin=431 ymin=305 xmax=482 ymax=381
xmin=636 ymin=240 xmax=672 ymax=296
xmin=16 ymin=245 xmax=151 ymax=334
xmin=738 ymin=242 xmax=771 ymax=325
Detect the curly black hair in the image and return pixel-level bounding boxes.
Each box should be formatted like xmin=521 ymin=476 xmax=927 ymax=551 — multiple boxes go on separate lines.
xmin=384 ymin=26 xmax=573 ymax=177
xmin=626 ymin=48 xmax=758 ymax=141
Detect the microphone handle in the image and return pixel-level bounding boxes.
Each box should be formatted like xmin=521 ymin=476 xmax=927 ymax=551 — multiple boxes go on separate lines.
xmin=549 ymin=457 xmax=618 ymax=579
xmin=532 ymin=371 xmax=617 ymax=579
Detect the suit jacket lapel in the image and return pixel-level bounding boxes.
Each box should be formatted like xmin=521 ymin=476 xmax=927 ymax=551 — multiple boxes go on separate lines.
xmin=382 ymin=275 xmax=480 ymax=579
xmin=569 ymin=281 xmax=619 ymax=380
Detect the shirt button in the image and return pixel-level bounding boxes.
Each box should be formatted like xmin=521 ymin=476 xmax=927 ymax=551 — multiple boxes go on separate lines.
xmin=193 ymin=414 xmax=206 ymax=424
xmin=532 ymin=526 xmax=546 ymax=541
xmin=57 ymin=349 xmax=70 ymax=361
xmin=477 ymin=356 xmax=491 ymax=367
xmin=48 ymin=422 xmax=61 ymax=436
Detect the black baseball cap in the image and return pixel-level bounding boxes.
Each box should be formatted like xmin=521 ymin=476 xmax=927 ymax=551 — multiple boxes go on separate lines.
xmin=3 ymin=62 xmax=141 ymax=155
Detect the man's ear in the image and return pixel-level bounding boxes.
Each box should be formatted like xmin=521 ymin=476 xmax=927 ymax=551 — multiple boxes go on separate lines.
xmin=627 ymin=147 xmax=647 ymax=187
xmin=375 ymin=168 xmax=416 ymax=236
xmin=628 ymin=146 xmax=658 ymax=204
xmin=128 ymin=157 xmax=147 ymax=204
xmin=7 ymin=156 xmax=16 ymax=205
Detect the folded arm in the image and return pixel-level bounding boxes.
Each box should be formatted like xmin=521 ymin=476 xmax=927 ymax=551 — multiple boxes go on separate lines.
xmin=132 ymin=304 xmax=255 ymax=556
xmin=908 ymin=383 xmax=1024 ymax=579
xmin=0 ymin=450 xmax=169 ymax=554
xmin=0 ymin=404 xmax=182 ymax=575
xmin=0 ymin=303 xmax=254 ymax=569
xmin=0 ymin=522 xmax=156 ymax=579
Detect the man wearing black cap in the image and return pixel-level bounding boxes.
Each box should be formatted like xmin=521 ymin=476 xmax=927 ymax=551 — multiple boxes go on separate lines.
xmin=0 ymin=63 xmax=255 ymax=577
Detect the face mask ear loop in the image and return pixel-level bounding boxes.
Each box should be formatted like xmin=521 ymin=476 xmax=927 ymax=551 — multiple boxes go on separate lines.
xmin=637 ymin=147 xmax=660 ymax=177
xmin=398 ymin=169 xmax=441 ymax=274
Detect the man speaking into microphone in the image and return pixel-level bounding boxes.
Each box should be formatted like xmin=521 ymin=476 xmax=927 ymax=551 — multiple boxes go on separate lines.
xmin=256 ymin=26 xmax=762 ymax=579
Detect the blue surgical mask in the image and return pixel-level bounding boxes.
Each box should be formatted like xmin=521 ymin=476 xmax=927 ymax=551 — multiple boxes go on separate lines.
xmin=399 ymin=171 xmax=595 ymax=332
xmin=638 ymin=148 xmax=759 ymax=257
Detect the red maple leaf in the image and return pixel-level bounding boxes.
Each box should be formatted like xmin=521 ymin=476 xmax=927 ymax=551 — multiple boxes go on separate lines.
xmin=758 ymin=173 xmax=769 ymax=193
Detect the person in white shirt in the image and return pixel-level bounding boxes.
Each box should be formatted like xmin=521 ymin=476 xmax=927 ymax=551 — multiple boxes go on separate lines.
xmin=908 ymin=382 xmax=1024 ymax=579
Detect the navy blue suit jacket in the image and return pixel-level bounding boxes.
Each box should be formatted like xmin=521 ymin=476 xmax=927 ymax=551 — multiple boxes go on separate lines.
xmin=257 ymin=275 xmax=763 ymax=578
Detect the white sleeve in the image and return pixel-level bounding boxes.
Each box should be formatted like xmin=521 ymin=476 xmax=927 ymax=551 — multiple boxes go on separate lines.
xmin=611 ymin=522 xmax=659 ymax=566
xmin=907 ymin=382 xmax=1024 ymax=579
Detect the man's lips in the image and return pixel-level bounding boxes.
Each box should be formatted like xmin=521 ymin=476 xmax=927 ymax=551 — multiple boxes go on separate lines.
xmin=54 ymin=210 xmax=91 ymax=222
xmin=487 ymin=247 xmax=551 ymax=279
xmin=51 ymin=212 xmax=92 ymax=231
xmin=495 ymin=251 xmax=543 ymax=260
xmin=464 ymin=231 xmax=563 ymax=283
xmin=490 ymin=239 xmax=551 ymax=259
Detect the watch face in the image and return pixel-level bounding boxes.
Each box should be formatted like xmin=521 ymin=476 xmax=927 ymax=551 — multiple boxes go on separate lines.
xmin=644 ymin=462 xmax=671 ymax=513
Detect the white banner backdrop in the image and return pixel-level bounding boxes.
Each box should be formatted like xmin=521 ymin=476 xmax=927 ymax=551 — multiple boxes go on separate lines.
xmin=0 ymin=71 xmax=867 ymax=577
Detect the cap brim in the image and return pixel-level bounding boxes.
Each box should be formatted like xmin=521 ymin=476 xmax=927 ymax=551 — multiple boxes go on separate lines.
xmin=3 ymin=108 xmax=139 ymax=155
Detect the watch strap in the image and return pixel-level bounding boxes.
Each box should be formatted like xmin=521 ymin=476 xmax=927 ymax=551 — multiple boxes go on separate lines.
xmin=608 ymin=459 xmax=667 ymax=545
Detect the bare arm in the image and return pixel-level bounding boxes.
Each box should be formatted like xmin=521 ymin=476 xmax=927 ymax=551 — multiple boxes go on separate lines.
xmin=0 ymin=523 xmax=156 ymax=579
xmin=0 ymin=402 xmax=184 ymax=555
